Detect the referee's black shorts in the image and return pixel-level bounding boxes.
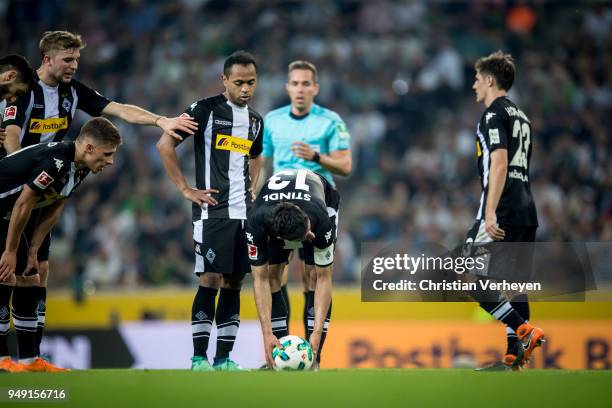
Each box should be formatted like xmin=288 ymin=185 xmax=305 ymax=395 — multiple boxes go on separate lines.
xmin=193 ymin=219 xmax=250 ymax=276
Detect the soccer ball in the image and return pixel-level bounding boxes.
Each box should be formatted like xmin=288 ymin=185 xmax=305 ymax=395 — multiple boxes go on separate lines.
xmin=272 ymin=335 xmax=314 ymax=371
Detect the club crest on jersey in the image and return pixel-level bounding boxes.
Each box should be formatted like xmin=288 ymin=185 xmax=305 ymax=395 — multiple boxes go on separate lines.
xmin=248 ymin=244 xmax=258 ymax=260
xmin=62 ymin=98 xmax=72 ymax=112
xmin=3 ymin=106 xmax=16 ymax=120
xmin=485 ymin=112 xmax=496 ymax=124
xmin=215 ymin=134 xmax=253 ymax=155
xmin=33 ymin=171 xmax=54 ymax=190
xmin=250 ymin=117 xmax=261 ymax=137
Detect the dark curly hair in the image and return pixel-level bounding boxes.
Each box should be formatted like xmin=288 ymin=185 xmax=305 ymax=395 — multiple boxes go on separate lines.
xmin=270 ymin=202 xmax=309 ymax=241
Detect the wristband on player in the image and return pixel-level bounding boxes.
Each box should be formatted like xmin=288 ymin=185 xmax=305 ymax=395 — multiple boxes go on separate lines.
xmin=312 ymin=151 xmax=321 ymax=163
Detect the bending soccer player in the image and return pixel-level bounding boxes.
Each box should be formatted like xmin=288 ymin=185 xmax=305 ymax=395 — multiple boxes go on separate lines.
xmin=0 ymin=117 xmax=121 ymax=372
xmin=0 ymin=54 xmax=36 ymax=144
xmin=2 ymin=31 xmax=197 ymax=363
xmin=157 ymin=51 xmax=264 ymax=371
xmin=467 ymin=51 xmax=544 ymax=370
xmin=248 ymin=169 xmax=339 ymax=369
xmin=263 ymin=61 xmax=351 ymax=338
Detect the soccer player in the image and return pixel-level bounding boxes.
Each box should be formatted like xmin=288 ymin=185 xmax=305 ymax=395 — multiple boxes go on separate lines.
xmin=467 ymin=51 xmax=544 ymax=370
xmin=0 ymin=117 xmax=121 ymax=372
xmin=1 ymin=31 xmax=197 ymax=363
xmin=0 ymin=54 xmax=36 ymax=144
xmin=247 ymin=169 xmax=339 ymax=369
xmin=263 ymin=60 xmax=351 ymax=353
xmin=157 ymin=51 xmax=264 ymax=371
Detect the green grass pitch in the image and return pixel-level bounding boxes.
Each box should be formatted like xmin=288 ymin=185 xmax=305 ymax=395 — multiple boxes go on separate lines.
xmin=1 ymin=369 xmax=611 ymax=408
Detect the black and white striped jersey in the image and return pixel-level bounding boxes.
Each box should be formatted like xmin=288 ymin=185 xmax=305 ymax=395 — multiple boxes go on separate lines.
xmin=178 ymin=94 xmax=264 ymax=222
xmin=475 ymin=96 xmax=538 ymax=226
xmin=0 ymin=142 xmax=89 ymax=218
xmin=1 ymin=78 xmax=110 ymax=158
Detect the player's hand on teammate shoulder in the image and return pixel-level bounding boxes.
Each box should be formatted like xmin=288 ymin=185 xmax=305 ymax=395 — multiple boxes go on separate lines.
xmin=485 ymin=212 xmax=505 ymax=241
xmin=156 ymin=114 xmax=198 ymax=141
xmin=180 ymin=186 xmax=219 ymax=207
xmin=0 ymin=127 xmax=6 ymax=146
xmin=0 ymin=250 xmax=17 ymax=282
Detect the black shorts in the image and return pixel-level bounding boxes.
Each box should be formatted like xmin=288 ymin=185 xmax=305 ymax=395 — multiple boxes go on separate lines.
xmin=268 ymin=208 xmax=339 ymax=267
xmin=269 ymin=243 xmax=316 ymax=266
xmin=464 ymin=220 xmax=537 ymax=282
xmin=465 ymin=219 xmax=536 ymax=244
xmin=0 ymin=212 xmax=50 ymax=275
xmin=193 ymin=219 xmax=250 ymax=276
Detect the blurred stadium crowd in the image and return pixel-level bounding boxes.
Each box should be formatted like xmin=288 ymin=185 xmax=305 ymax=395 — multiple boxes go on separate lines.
xmin=1 ymin=0 xmax=610 ymax=290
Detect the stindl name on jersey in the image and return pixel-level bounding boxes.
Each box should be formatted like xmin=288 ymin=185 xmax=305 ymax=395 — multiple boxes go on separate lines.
xmin=261 ymin=191 xmax=312 ymax=202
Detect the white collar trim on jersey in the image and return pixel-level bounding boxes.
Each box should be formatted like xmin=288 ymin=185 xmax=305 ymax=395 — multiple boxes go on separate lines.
xmin=225 ymin=99 xmax=249 ymax=111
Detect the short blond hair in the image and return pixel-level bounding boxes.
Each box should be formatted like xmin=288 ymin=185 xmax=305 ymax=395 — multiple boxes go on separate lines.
xmin=39 ymin=31 xmax=86 ymax=57
xmin=288 ymin=60 xmax=318 ymax=83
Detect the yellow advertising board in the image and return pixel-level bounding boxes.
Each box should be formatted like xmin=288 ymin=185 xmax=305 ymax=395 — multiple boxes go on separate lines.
xmin=320 ymin=321 xmax=612 ymax=370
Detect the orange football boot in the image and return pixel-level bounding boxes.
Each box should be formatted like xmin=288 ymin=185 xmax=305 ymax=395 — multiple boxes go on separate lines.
xmin=0 ymin=357 xmax=26 ymax=372
xmin=516 ymin=323 xmax=545 ymax=364
xmin=22 ymin=357 xmax=70 ymax=372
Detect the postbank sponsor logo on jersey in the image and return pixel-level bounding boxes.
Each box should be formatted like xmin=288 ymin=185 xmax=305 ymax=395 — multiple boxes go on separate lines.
xmin=29 ymin=117 xmax=68 ymax=134
xmin=33 ymin=171 xmax=54 ymax=190
xmin=215 ymin=134 xmax=253 ymax=155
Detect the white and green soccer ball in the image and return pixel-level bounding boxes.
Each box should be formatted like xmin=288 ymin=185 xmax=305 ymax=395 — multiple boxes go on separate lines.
xmin=272 ymin=335 xmax=314 ymax=371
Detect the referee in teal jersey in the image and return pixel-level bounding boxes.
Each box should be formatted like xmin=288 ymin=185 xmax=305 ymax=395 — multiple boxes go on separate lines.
xmin=262 ymin=60 xmax=351 ymax=365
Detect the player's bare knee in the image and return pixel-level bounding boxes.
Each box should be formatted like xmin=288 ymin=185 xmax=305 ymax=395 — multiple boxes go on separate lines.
xmin=38 ymin=261 xmax=49 ymax=287
xmin=199 ymin=272 xmax=222 ymax=288
xmin=314 ymin=264 xmax=332 ymax=281
xmin=280 ymin=264 xmax=289 ymax=287
xmin=16 ymin=274 xmax=40 ymax=287
xmin=221 ymin=274 xmax=244 ymax=290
